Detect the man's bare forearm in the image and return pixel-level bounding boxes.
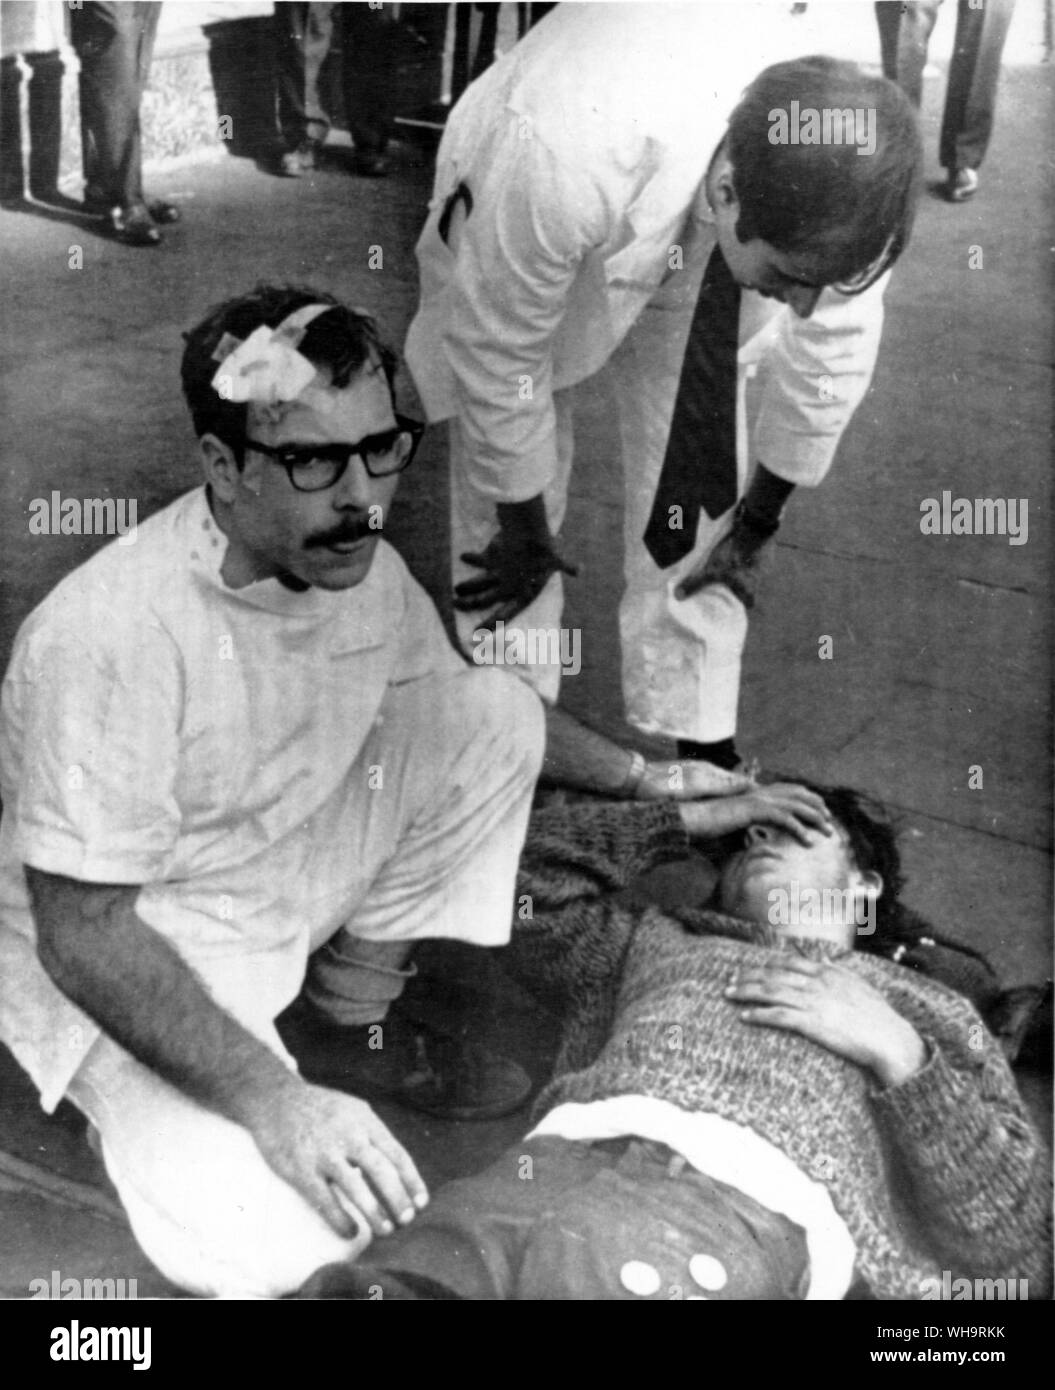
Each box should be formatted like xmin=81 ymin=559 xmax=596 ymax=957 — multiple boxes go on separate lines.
xmin=28 ymin=865 xmax=430 ymax=1237
xmin=542 ymin=706 xmax=751 ymax=800
xmin=27 ymin=867 xmax=296 ymax=1131
xmin=542 ymin=705 xmax=640 ymax=795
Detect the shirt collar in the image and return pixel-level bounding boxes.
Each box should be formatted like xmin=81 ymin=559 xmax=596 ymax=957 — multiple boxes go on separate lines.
xmin=184 ymin=487 xmax=393 ymax=647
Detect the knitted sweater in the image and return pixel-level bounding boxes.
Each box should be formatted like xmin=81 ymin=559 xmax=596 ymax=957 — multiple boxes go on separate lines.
xmin=506 ymin=795 xmax=1052 ymax=1300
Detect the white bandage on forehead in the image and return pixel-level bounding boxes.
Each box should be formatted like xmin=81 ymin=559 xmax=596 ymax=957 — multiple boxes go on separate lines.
xmin=209 ymin=303 xmax=335 ymax=406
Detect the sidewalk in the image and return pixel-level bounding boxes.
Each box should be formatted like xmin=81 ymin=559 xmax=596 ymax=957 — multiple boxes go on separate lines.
xmin=0 ymin=19 xmax=1050 ymax=1299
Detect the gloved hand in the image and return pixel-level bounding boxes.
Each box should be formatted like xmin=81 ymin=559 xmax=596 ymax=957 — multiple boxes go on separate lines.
xmin=675 ymin=464 xmax=793 ymax=607
xmin=674 ymin=520 xmax=770 ymax=607
xmin=454 ymin=494 xmax=578 ymax=630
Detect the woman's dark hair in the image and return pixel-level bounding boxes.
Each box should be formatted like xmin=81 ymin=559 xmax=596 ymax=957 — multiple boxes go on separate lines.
xmin=792 ymin=781 xmax=907 ymax=949
xmin=726 ymin=56 xmax=923 ymax=290
xmin=791 ymin=780 xmax=1001 ymax=1007
xmin=180 ymin=284 xmax=398 ymax=460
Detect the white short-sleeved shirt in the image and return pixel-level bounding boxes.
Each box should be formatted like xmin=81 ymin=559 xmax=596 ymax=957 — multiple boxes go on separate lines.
xmin=0 ymin=487 xmax=464 ymax=1109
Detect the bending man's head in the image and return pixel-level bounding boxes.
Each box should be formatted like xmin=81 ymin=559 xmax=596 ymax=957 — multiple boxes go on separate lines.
xmin=709 ymin=56 xmax=922 ymax=314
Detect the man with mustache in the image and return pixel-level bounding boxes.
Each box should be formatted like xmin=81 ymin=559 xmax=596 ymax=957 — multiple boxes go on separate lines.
xmin=0 ymin=284 xmax=559 ymax=1296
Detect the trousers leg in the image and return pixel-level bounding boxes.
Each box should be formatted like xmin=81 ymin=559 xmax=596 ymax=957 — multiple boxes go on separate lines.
xmin=875 ymin=0 xmax=943 ymax=106
xmin=71 ymin=0 xmax=159 ymax=208
xmin=273 ymin=1 xmax=334 ymax=148
xmin=25 ymin=50 xmax=64 ymax=197
xmin=304 ymin=1137 xmax=613 ymax=1300
xmin=66 ymin=1034 xmax=365 ymax=1298
xmin=0 ymin=56 xmax=23 ymax=200
xmin=338 ymin=2 xmax=396 ymax=156
xmin=306 ymin=936 xmax=416 ymax=1027
xmin=940 ymin=0 xmax=1017 ymax=171
xmin=304 ymin=667 xmax=544 ymax=1016
xmin=607 ymin=231 xmax=752 ymax=743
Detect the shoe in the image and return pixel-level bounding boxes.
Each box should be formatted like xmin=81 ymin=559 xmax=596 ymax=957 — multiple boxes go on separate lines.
xmin=84 ymin=192 xmax=179 ymax=223
xmin=109 ymin=203 xmax=161 ymax=246
xmin=146 ymin=198 xmax=181 ymax=224
xmin=945 ymin=167 xmax=978 ymax=202
xmin=277 ymin=1000 xmax=533 ymax=1121
xmin=351 ymin=151 xmax=388 ymax=179
xmin=279 ymin=141 xmax=319 ymax=177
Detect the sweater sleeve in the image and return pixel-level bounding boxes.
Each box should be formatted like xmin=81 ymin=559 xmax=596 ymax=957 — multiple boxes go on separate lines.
xmin=870 ymin=985 xmax=1052 ymax=1287
xmin=501 ymin=795 xmax=689 ymax=1014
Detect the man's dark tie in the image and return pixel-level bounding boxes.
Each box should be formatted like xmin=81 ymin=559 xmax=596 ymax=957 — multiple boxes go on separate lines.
xmin=642 ymin=244 xmax=742 ymax=569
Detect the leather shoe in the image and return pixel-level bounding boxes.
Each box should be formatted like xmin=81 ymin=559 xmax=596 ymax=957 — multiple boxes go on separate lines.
xmin=109 ymin=203 xmax=162 ymax=246
xmin=147 ymin=198 xmax=181 ymax=224
xmin=277 ymin=1000 xmax=533 ymax=1121
xmin=86 ymin=195 xmax=180 ymax=226
xmin=351 ymin=151 xmax=388 ymax=178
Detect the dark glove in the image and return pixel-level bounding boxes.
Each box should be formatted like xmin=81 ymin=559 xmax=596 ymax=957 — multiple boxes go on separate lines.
xmin=675 ymin=520 xmax=768 ymax=607
xmin=453 ymin=494 xmax=578 ymax=630
xmin=675 ymin=465 xmax=794 ymax=606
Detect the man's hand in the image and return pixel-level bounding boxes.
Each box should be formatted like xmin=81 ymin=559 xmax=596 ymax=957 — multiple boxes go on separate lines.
xmin=678 ymin=782 xmax=834 ymax=845
xmin=725 ymin=956 xmax=928 ymax=1087
xmin=248 ymin=1076 xmax=429 ymax=1240
xmin=638 ymin=759 xmax=755 ymax=801
xmin=26 ymin=866 xmax=430 ymax=1241
xmin=453 ymin=494 xmax=577 ymax=629
xmin=674 ymin=526 xmax=769 ymax=605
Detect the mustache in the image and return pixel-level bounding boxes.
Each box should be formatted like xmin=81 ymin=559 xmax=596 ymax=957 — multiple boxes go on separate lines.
xmin=305 ymin=517 xmax=375 ymax=548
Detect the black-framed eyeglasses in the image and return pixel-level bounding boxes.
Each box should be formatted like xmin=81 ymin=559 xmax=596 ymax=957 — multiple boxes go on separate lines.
xmin=245 ymin=414 xmax=425 ymax=492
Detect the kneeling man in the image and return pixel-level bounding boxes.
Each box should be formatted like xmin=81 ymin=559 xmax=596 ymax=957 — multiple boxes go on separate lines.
xmin=0 ymin=286 xmax=546 ymax=1296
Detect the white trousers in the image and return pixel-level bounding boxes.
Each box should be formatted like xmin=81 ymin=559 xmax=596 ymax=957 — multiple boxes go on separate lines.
xmin=67 ymin=1035 xmax=363 ymax=1299
xmin=64 ymin=666 xmax=545 ymax=1297
xmin=450 ymin=227 xmax=763 ymax=742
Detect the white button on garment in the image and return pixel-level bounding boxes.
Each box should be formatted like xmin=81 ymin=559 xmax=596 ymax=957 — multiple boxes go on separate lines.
xmin=620 ymin=1260 xmax=662 ymax=1297
xmin=689 ymin=1254 xmax=727 ymax=1292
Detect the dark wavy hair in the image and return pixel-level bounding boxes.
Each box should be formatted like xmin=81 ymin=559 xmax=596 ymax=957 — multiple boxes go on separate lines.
xmin=727 ymin=55 xmax=923 ymax=291
xmin=180 ymin=284 xmax=398 ymax=462
xmin=793 ymin=781 xmax=906 ymax=948
xmin=784 ymin=781 xmax=999 ymax=1002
